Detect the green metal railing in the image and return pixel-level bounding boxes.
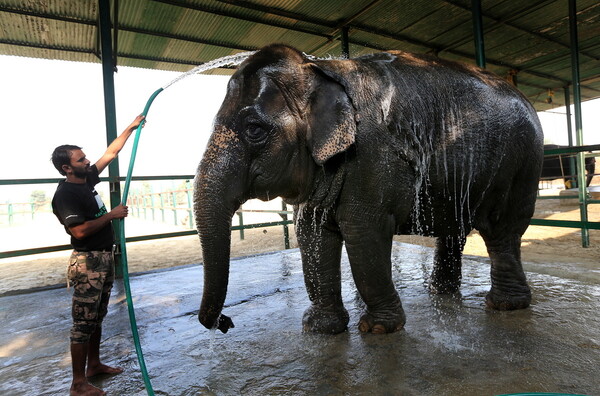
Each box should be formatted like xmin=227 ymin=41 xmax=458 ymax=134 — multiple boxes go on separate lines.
xmin=0 ymin=175 xmax=293 ymax=260
xmin=535 ymin=145 xmax=600 ymax=247
xmin=2 ymin=144 xmax=599 ymax=260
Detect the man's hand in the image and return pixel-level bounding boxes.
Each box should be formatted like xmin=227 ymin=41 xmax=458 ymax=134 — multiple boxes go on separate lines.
xmin=95 ymin=115 xmax=146 ymax=174
xmin=109 ymin=204 xmax=129 ymax=220
xmin=69 ymin=204 xmax=128 ymax=239
xmin=127 ymin=115 xmax=146 ymax=133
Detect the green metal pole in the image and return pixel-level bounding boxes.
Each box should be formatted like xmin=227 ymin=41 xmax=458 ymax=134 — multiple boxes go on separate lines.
xmin=564 ymin=86 xmax=577 ymax=188
xmin=564 ymin=86 xmax=574 ymax=147
xmin=568 ymin=0 xmax=589 ymax=247
xmin=341 ymin=27 xmax=350 ymax=59
xmin=471 ymin=0 xmax=486 ymax=68
xmin=98 ymin=0 xmax=124 ymax=275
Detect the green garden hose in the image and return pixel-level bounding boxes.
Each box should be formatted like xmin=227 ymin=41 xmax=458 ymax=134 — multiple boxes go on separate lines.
xmin=115 ymin=51 xmax=255 ymax=395
xmin=118 ymin=87 xmax=163 ymax=396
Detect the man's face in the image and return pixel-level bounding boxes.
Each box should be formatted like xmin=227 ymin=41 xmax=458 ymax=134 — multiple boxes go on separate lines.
xmin=67 ymin=149 xmax=91 ymax=178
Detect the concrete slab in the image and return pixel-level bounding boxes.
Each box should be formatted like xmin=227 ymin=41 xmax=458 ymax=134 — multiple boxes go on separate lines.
xmin=1 ymin=242 xmax=599 ymax=395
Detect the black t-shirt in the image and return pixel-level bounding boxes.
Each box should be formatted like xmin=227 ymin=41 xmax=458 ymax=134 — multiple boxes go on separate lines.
xmin=52 ymin=165 xmax=114 ymax=251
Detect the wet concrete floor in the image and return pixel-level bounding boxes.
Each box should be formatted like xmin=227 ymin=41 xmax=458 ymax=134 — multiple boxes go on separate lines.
xmin=1 ymin=242 xmax=599 ymax=395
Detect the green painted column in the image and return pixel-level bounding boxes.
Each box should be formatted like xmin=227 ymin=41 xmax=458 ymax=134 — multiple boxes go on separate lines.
xmin=98 ymin=0 xmax=124 ymax=273
xmin=563 ymin=86 xmax=577 ymax=188
xmin=568 ymin=0 xmax=589 ymax=247
xmin=341 ymin=27 xmax=350 ymax=59
xmin=471 ymin=0 xmax=486 ymax=68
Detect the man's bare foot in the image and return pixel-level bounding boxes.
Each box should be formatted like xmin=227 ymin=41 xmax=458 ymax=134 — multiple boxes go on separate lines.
xmin=86 ymin=363 xmax=123 ymax=378
xmin=70 ymin=380 xmax=106 ymax=396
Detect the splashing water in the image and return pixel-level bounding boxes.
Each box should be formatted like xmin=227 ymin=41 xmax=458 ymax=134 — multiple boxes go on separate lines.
xmin=208 ymin=327 xmax=218 ymax=355
xmin=161 ymin=51 xmax=257 ymax=90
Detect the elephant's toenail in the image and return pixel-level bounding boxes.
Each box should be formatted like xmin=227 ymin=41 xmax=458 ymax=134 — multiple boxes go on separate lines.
xmin=372 ymin=325 xmax=386 ymax=334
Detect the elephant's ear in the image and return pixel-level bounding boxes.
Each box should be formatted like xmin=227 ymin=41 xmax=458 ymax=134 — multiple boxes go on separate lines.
xmin=306 ymin=63 xmax=357 ymax=166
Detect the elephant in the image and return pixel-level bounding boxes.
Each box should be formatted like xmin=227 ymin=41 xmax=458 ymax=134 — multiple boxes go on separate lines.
xmin=194 ymin=44 xmax=544 ymax=335
xmin=540 ymin=144 xmax=595 ymax=188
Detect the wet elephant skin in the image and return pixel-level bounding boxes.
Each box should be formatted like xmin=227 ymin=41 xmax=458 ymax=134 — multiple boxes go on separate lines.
xmin=193 ymin=44 xmax=544 ymax=334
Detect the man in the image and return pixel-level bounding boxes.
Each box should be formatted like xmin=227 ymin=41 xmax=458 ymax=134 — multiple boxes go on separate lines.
xmin=51 ymin=114 xmax=145 ymax=396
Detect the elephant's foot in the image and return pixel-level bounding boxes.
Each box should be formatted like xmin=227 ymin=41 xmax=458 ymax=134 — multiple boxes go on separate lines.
xmin=358 ymin=306 xmax=406 ymax=334
xmin=485 ymin=286 xmax=531 ymax=310
xmin=302 ymin=303 xmax=349 ymax=334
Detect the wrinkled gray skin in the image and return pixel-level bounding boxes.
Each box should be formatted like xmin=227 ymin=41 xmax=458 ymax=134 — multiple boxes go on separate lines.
xmin=194 ymin=44 xmax=544 ymax=334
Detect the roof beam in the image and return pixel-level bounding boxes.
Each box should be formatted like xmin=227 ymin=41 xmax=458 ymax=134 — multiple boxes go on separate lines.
xmin=177 ymin=0 xmax=578 ymax=87
xmin=151 ymin=0 xmax=334 ymax=39
xmin=305 ymin=0 xmax=386 ymax=54
xmin=0 ymin=38 xmax=238 ymax=69
xmin=0 ymin=5 xmax=95 ymax=25
xmin=120 ymin=25 xmax=257 ymax=52
xmin=0 ymin=2 xmax=594 ymax=92
xmin=0 ymin=38 xmax=97 ymax=56
xmin=441 ymin=0 xmax=600 ymax=62
xmin=0 ymin=5 xmax=257 ymax=53
xmin=346 ymin=22 xmax=571 ymax=84
xmin=213 ymin=0 xmax=336 ymax=28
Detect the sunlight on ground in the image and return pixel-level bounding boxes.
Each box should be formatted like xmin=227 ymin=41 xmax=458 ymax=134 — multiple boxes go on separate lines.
xmin=0 ymin=333 xmax=45 ymax=358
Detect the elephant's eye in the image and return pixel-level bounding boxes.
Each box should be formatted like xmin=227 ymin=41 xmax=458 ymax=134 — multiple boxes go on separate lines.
xmin=245 ymin=123 xmax=268 ymax=146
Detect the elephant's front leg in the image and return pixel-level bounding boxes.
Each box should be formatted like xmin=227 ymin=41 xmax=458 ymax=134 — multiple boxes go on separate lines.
xmin=341 ymin=216 xmax=405 ymax=334
xmin=296 ymin=207 xmax=349 ymax=334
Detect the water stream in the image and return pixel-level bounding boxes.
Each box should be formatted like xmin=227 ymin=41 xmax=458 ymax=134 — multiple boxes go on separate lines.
xmin=161 ymin=51 xmax=256 ymax=90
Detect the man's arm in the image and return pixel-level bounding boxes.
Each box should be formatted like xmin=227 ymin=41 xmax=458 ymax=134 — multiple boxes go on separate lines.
xmin=68 ymin=204 xmax=128 ymax=240
xmin=95 ymin=115 xmax=145 ymax=174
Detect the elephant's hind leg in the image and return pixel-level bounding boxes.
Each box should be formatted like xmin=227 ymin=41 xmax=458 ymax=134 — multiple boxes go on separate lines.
xmin=481 ymin=233 xmax=531 ymax=310
xmin=479 ymin=182 xmax=536 ymax=310
xmin=429 ymin=235 xmax=466 ymax=294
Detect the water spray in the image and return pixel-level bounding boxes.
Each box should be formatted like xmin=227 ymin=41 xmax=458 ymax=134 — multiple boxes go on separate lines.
xmin=118 ymin=50 xmax=255 ymax=395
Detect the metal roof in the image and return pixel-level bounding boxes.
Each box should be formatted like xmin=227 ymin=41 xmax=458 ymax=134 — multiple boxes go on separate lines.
xmin=1 ymin=0 xmax=599 ymax=111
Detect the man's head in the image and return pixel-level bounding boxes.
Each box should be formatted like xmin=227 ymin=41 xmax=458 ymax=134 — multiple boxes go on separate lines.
xmin=51 ymin=145 xmax=90 ymax=178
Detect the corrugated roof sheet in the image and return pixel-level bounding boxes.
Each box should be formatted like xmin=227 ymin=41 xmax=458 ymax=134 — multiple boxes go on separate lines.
xmin=0 ymin=0 xmax=599 ymax=110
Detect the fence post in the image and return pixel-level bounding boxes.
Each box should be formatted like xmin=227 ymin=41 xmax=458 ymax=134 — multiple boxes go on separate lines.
xmin=143 ymin=194 xmax=147 ymax=220
xmin=281 ymin=201 xmax=290 ymax=249
xmin=186 ymin=180 xmax=194 ymax=229
xmin=237 ymin=211 xmax=244 ymax=240
xmin=159 ymin=193 xmax=165 ymax=222
xmin=8 ymin=203 xmax=13 ymax=226
xmin=150 ymin=186 xmax=156 ymax=221
xmin=172 ymin=191 xmax=178 ymax=226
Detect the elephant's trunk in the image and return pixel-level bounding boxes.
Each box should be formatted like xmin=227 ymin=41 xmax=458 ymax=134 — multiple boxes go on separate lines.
xmin=194 ymin=126 xmax=247 ymax=332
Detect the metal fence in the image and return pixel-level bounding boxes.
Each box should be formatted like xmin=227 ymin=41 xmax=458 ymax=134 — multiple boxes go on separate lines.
xmin=1 ymin=144 xmax=599 ymax=259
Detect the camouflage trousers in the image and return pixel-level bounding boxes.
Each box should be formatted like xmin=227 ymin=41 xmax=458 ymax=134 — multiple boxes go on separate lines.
xmin=67 ymin=250 xmax=115 ymax=344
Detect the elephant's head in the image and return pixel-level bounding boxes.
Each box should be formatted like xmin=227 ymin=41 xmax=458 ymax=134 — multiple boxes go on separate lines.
xmin=194 ymin=44 xmax=357 ymax=332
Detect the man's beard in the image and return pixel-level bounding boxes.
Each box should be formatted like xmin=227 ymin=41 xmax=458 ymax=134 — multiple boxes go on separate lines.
xmin=73 ymin=167 xmax=91 ymax=179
